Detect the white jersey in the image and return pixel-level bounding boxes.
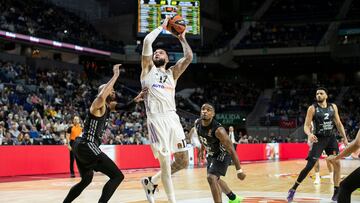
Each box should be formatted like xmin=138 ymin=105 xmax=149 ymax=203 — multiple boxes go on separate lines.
xmin=141 ymin=66 xmax=176 ymax=114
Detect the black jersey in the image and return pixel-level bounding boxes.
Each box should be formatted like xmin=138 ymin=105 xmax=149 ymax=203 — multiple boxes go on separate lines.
xmin=195 ymin=119 xmax=228 ymax=159
xmin=312 ymin=103 xmax=336 ymax=137
xmin=81 ymin=106 xmax=110 ymax=146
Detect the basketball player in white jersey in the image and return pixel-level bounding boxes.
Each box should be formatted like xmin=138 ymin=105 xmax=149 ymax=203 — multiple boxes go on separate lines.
xmin=140 ymin=16 xmax=193 ymax=203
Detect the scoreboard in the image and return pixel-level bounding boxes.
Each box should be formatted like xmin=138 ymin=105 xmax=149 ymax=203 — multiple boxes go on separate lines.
xmin=138 ymin=0 xmax=200 ymax=37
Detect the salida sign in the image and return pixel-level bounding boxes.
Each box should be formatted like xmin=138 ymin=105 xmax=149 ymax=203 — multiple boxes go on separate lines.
xmin=215 ymin=113 xmax=245 ymax=125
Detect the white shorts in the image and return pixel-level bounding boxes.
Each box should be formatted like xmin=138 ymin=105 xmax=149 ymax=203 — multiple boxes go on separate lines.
xmin=147 ymin=112 xmax=186 ymax=158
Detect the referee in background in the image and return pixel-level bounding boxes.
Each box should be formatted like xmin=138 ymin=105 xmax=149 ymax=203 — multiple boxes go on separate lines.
xmin=66 ymin=116 xmax=82 ymax=178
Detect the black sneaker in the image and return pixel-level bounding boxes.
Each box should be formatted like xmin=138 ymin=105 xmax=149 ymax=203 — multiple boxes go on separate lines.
xmin=331 ymin=188 xmax=339 ymax=202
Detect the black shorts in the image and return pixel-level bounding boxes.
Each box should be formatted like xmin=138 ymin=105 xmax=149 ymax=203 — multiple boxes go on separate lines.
xmin=207 ymin=153 xmax=231 ymax=177
xmin=307 ymin=135 xmax=339 ymax=160
xmin=73 ymin=137 xmax=104 ymax=171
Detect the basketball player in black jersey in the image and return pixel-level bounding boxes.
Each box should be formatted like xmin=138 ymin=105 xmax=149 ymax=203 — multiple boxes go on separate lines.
xmin=287 ymin=87 xmax=348 ymax=202
xmin=194 ymin=103 xmax=246 ymax=203
xmin=327 ymin=129 xmax=360 ymax=203
xmin=63 ymin=64 xmax=147 ymax=203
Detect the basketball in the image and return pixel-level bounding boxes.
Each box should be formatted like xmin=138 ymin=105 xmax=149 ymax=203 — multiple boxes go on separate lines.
xmin=167 ymin=15 xmax=186 ymax=35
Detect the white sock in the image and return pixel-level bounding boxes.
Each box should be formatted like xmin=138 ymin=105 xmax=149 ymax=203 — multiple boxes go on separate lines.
xmin=159 ymin=154 xmax=176 ymax=203
xmin=315 ymin=172 xmax=320 ymax=180
xmin=152 ymin=171 xmax=161 ymax=185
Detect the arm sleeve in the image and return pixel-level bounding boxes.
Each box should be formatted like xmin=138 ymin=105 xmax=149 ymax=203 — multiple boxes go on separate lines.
xmin=142 ymin=26 xmax=163 ymax=56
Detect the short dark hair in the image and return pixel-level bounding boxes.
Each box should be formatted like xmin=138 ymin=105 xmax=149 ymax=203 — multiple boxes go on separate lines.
xmin=316 ymin=87 xmax=328 ymax=94
xmin=154 ymin=48 xmax=169 ymax=57
xmin=202 ymin=102 xmax=216 ymax=113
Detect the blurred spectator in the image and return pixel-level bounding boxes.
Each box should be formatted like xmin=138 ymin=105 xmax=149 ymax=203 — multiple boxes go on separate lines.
xmin=238 ymin=22 xmax=328 ymax=49
xmin=21 ymin=133 xmax=32 ymax=145
xmin=0 ymin=0 xmax=124 ymax=53
xmin=239 ymin=135 xmax=249 ymax=144
xmin=190 ymin=81 xmax=260 ymax=112
xmin=2 ymin=132 xmax=15 ymax=145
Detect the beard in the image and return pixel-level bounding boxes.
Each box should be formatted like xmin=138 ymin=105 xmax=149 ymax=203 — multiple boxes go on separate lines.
xmin=153 ymin=58 xmax=166 ymax=67
xmin=316 ymin=97 xmax=325 ymax=103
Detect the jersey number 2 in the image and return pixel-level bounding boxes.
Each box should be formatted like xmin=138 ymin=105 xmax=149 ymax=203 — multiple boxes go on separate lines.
xmin=324 ymin=113 xmax=330 ymax=120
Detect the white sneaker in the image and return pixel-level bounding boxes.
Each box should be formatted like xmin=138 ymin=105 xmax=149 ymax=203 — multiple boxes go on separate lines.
xmin=141 ymin=177 xmax=158 ymax=203
xmin=314 ymin=178 xmax=321 ymax=185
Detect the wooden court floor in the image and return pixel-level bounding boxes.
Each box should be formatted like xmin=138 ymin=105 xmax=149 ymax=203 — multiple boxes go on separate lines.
xmin=0 ymin=159 xmax=359 ymax=203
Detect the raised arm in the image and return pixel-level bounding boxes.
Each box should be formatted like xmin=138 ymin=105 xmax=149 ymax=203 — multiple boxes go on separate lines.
xmin=215 ymin=127 xmax=246 ymax=180
xmin=90 ymin=64 xmax=120 ymax=113
xmin=109 ymin=87 xmax=148 ymax=112
xmin=171 ymin=30 xmax=193 ymax=81
xmin=304 ymin=105 xmax=317 ymax=143
xmin=332 ymin=104 xmax=348 ymax=145
xmin=141 ymin=17 xmax=170 ymax=79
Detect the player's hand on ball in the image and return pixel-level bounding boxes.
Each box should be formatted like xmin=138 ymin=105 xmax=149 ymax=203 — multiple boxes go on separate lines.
xmin=237 ymin=172 xmax=246 ymax=180
xmin=162 ymin=15 xmax=170 ymax=30
xmin=113 ymin=64 xmax=121 ymax=76
xmin=176 ymin=28 xmax=187 ymax=40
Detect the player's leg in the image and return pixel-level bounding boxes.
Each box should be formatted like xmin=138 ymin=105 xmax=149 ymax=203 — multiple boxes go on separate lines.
xmin=208 ymin=155 xmax=241 ymax=203
xmin=330 ymin=158 xmax=341 ymax=200
xmin=325 ymin=136 xmax=341 ymax=201
xmin=338 ymin=167 xmax=360 ymax=203
xmin=207 ymin=173 xmax=222 ymax=203
xmin=314 ymin=160 xmax=320 ymax=184
xmin=287 ymin=139 xmax=324 ymax=201
xmin=63 ymin=157 xmax=94 ymax=203
xmin=158 ymin=114 xmax=188 ymax=202
xmin=325 ymin=158 xmax=334 ymax=184
xmin=151 ymin=150 xmax=189 ymax=185
xmin=94 ymin=152 xmax=124 ymax=203
xmin=70 ymin=140 xmax=75 ymax=177
xmin=171 ymin=150 xmax=189 ymax=174
xmin=218 ymin=179 xmax=243 ymax=203
xmin=158 ymin=152 xmax=176 ymax=203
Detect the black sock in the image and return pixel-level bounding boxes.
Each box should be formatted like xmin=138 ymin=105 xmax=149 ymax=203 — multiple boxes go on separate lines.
xmin=226 ymin=191 xmax=236 ymax=200
xmin=292 ymin=182 xmax=300 ymax=190
xmin=334 ymin=186 xmax=339 ymax=193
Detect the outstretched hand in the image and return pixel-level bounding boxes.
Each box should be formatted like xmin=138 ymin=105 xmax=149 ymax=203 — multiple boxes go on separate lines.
xmin=133 ymin=87 xmax=148 ymax=103
xmin=113 ymin=64 xmax=121 ymax=77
